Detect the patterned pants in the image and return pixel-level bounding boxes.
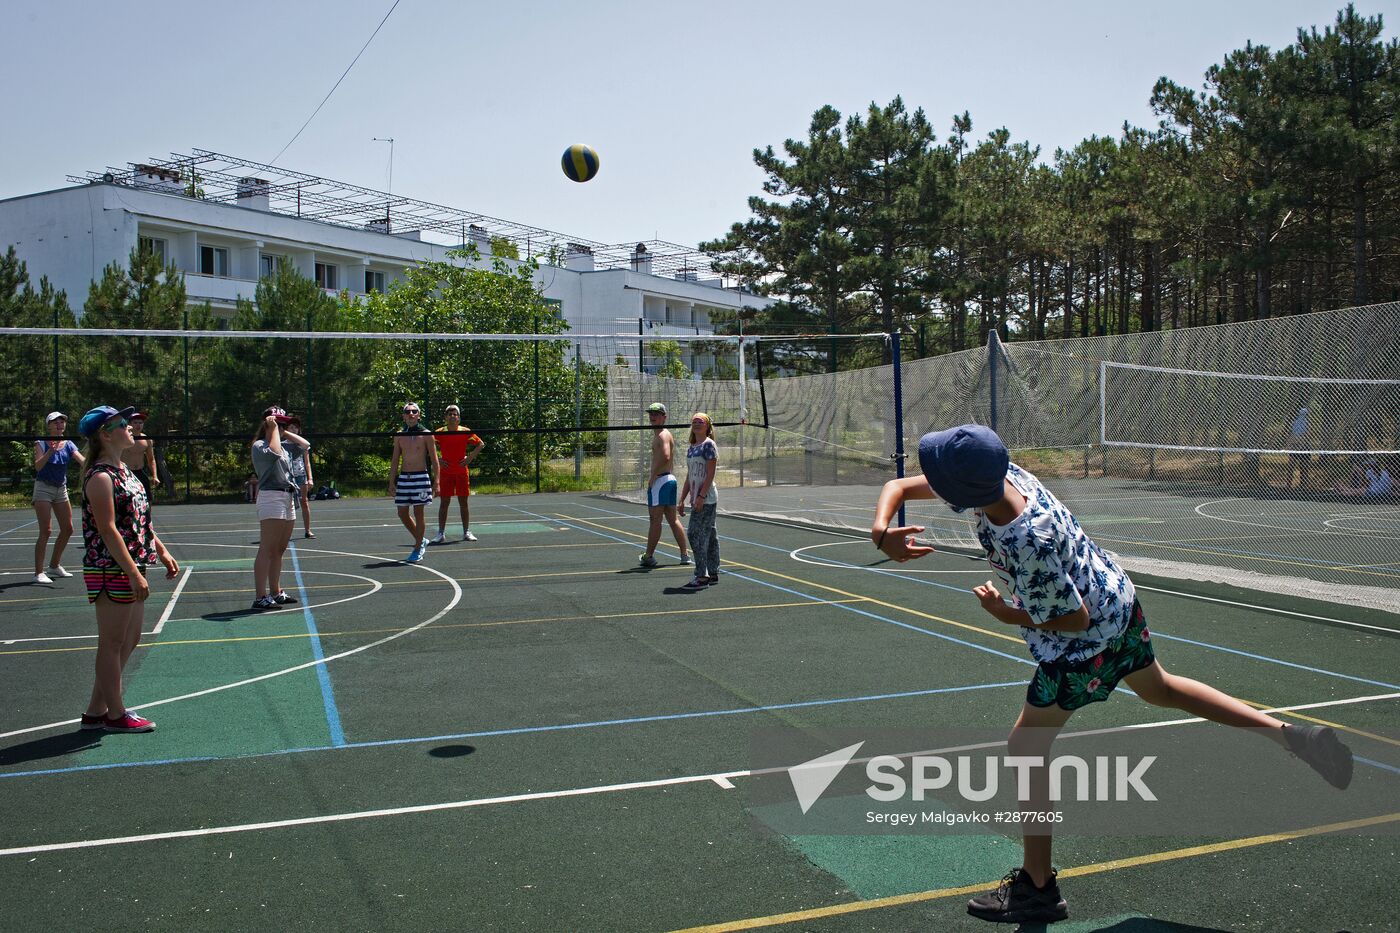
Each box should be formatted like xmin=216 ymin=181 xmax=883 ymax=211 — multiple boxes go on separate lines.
xmin=687 ymin=503 xmax=720 ymax=578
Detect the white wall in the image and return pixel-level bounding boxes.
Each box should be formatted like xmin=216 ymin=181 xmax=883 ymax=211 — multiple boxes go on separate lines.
xmin=0 ymin=184 xmax=768 ymax=334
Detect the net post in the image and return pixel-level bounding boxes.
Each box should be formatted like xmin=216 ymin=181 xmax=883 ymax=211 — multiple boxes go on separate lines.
xmin=892 ymin=329 xmax=907 ymax=527
xmin=533 ymin=313 xmax=541 ymax=494
xmin=574 ymin=342 xmax=583 ymax=481
xmin=987 ymin=328 xmax=1000 ymax=432
xmin=182 ymin=305 xmax=191 ymax=502
xmin=738 ymin=331 xmax=747 ymax=488
xmin=51 ymin=304 xmax=59 ymax=412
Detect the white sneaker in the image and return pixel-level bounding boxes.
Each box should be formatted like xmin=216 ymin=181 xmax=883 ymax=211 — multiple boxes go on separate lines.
xmin=428 ymin=532 xmax=447 ymax=545
xmin=48 ymin=565 xmax=73 ymax=578
xmin=34 ymin=572 xmax=53 ymax=584
xmin=462 ymin=531 xmax=478 ymax=542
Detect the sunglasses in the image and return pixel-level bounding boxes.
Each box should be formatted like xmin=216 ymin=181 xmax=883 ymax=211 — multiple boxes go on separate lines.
xmin=403 ymin=409 xmax=421 ymax=415
xmin=101 ymin=418 xmax=130 ymax=432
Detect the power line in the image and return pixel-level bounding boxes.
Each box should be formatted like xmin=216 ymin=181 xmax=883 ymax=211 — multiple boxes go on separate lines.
xmin=268 ymin=0 xmax=403 ymax=167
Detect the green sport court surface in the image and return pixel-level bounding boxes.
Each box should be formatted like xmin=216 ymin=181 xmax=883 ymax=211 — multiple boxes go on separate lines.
xmin=0 ymin=493 xmax=1397 ymax=932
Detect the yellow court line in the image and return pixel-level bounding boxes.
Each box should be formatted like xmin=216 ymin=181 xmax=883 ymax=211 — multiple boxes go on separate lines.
xmin=0 ymin=599 xmax=865 ymax=656
xmin=667 ymin=811 xmax=1400 ymax=932
xmin=1242 ymin=699 xmax=1400 ymax=749
xmin=558 ymin=514 xmax=1026 ymax=646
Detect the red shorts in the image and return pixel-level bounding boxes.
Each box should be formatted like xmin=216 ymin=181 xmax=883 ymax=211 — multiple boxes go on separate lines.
xmin=439 ymin=472 xmax=470 ymax=498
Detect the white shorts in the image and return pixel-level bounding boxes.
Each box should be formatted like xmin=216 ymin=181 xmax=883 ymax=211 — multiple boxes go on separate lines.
xmin=256 ymin=490 xmax=298 ymax=521
xmin=32 ymin=481 xmax=70 ymax=504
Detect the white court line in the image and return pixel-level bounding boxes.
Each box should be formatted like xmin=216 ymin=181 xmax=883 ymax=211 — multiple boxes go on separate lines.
xmin=1133 ymin=584 xmax=1400 ymax=636
xmin=151 ymin=565 xmax=193 ymax=635
xmin=1195 ymin=498 xmax=1400 ymax=542
xmin=0 ymin=545 xmax=459 ymax=741
xmin=1 ymin=691 xmax=1394 ymax=858
xmin=0 ymin=571 xmax=383 ymax=645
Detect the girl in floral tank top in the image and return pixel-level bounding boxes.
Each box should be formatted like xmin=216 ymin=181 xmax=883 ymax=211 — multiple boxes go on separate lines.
xmin=76 ymin=404 xmax=178 ymax=735
xmin=82 ymin=462 xmax=155 ymax=569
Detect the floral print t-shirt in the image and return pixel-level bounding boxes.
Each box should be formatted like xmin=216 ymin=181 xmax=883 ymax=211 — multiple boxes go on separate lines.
xmin=946 ymin=463 xmax=1135 ymax=664
xmin=81 ymin=462 xmax=155 ymax=569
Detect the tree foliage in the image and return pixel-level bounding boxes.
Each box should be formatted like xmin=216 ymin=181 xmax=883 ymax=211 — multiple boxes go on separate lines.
xmin=707 ymin=5 xmax=1400 ymax=360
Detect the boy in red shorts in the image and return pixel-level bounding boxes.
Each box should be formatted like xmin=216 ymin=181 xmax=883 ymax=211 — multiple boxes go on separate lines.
xmin=430 ymin=404 xmax=485 ymax=543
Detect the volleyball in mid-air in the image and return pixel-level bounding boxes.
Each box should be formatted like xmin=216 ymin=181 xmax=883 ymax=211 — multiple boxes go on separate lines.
xmin=561 ymin=144 xmax=600 ymax=183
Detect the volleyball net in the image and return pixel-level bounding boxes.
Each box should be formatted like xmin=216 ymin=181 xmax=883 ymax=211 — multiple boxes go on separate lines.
xmin=0 ymin=328 xmax=767 ymax=497
xmin=604 ymin=303 xmax=1400 ymax=613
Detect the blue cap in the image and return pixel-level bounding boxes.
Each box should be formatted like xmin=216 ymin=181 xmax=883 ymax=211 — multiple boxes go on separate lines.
xmin=917 ymin=424 xmax=1009 ymax=508
xmin=77 ymin=405 xmax=137 ymax=438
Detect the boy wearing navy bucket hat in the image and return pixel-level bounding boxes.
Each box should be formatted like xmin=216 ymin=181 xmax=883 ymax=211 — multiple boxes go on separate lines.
xmin=870 ymin=423 xmax=1354 ymax=924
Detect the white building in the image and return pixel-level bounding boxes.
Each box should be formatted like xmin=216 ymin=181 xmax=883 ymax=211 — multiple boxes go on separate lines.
xmin=0 ymin=150 xmax=768 ymax=375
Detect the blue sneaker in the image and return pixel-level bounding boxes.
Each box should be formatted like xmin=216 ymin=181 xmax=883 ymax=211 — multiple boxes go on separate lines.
xmin=405 ymin=547 xmax=424 ymax=564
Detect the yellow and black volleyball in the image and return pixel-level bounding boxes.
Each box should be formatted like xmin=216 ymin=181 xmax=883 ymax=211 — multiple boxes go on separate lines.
xmin=561 ymin=144 xmax=600 ymax=183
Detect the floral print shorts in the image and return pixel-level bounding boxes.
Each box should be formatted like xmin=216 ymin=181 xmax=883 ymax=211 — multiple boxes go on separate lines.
xmin=1026 ymin=601 xmax=1155 ymax=711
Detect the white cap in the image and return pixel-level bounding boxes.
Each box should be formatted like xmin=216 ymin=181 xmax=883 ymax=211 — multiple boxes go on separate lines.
xmin=45 ymin=411 xmax=66 ymax=423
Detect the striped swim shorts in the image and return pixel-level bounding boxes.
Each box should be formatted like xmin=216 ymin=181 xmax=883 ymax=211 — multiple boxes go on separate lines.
xmin=84 ymin=566 xmax=147 ymax=604
xmin=394 ymin=471 xmax=433 ymax=506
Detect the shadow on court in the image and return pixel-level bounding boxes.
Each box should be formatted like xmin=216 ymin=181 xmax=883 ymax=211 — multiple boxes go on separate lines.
xmin=427 ymin=744 xmax=475 ymax=758
xmin=1015 ymin=920 xmax=1235 ymax=932
xmin=0 ymin=730 xmax=103 ymax=766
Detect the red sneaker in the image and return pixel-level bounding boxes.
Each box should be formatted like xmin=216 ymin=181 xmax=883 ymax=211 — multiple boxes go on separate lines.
xmin=79 ymin=712 xmax=106 ymax=731
xmin=104 ymin=711 xmax=156 ymax=733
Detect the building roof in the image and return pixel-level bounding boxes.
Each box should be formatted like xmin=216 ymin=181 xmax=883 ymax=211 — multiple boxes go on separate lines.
xmin=67 ymin=148 xmax=733 ymax=283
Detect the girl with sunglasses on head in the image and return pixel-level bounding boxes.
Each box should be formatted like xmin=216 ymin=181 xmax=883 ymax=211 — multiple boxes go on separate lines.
xmin=77 ymin=405 xmax=178 ymax=733
xmin=678 ymin=413 xmax=720 ymax=590
xmin=250 ymin=407 xmax=311 ymax=610
xmin=32 ymin=411 xmax=84 ymax=584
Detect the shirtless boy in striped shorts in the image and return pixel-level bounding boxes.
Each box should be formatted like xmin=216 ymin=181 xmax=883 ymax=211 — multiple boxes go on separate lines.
xmin=390 ymin=402 xmax=440 ymax=564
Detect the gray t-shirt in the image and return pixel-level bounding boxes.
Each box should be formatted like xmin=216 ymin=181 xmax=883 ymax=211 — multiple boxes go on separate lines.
xmin=285 ymin=440 xmax=308 ymax=480
xmin=252 ymin=440 xmax=295 ymax=492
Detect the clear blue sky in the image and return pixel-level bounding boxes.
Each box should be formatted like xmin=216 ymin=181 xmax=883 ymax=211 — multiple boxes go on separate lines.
xmin=4 ymin=0 xmax=1389 ymax=248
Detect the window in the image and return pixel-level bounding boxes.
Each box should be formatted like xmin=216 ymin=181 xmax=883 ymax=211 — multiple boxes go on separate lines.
xmin=364 ymin=270 xmax=385 ymax=294
xmin=138 ymin=236 xmax=166 ymax=265
xmin=314 ymin=262 xmax=338 ymax=289
xmin=259 ymin=254 xmax=286 ymax=279
xmin=199 ymin=245 xmax=229 ymax=277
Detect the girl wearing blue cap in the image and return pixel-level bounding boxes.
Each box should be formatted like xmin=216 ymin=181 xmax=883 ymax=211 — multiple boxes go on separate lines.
xmin=871 ymin=423 xmax=1354 ymax=925
xmin=77 ymin=405 xmax=179 ymax=733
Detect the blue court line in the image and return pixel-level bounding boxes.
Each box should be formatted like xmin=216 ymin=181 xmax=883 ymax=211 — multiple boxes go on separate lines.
xmin=570 ymin=502 xmax=1400 ymax=692
xmin=0 ymin=519 xmax=37 ymax=538
xmin=289 ymin=543 xmax=345 ymax=746
xmin=1357 ymin=756 xmax=1400 ymax=777
xmin=1147 ymin=632 xmax=1400 ymax=691
xmin=502 ymin=504 xmax=1036 ymax=669
xmin=0 ymin=678 xmax=1023 ymax=780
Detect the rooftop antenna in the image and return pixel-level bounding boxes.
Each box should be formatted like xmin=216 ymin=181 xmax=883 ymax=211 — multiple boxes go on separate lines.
xmin=371 ymin=137 xmax=394 ymax=195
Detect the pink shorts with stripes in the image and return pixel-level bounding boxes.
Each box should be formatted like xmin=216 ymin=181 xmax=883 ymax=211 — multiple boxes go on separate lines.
xmin=84 ymin=566 xmax=146 ymax=604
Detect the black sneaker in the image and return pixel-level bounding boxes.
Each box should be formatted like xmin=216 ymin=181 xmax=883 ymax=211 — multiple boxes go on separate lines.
xmin=250 ymin=595 xmax=277 ymax=611
xmin=1283 ymin=724 xmax=1353 ymax=789
xmin=967 ymin=868 xmax=1068 ymax=924
xmin=704 ymin=575 xmax=719 ymax=585
xmin=272 ymin=591 xmax=298 ymax=605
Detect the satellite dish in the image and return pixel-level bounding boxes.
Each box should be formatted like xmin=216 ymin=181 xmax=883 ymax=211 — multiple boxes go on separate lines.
xmin=101 ymin=172 xmax=115 ymax=183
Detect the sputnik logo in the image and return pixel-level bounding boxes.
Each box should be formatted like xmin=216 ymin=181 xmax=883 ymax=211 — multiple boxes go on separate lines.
xmin=787 ymin=742 xmax=865 ymax=814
